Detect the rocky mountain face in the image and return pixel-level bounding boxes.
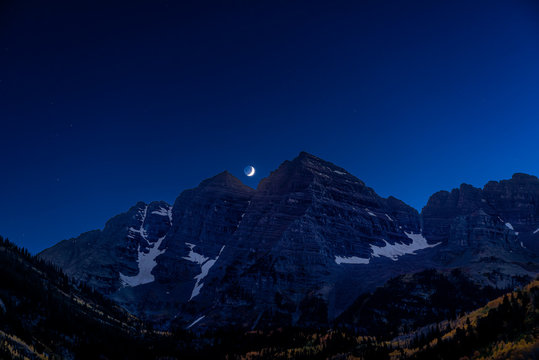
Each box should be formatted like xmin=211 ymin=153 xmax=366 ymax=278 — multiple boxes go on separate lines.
xmin=422 ymin=173 xmax=539 ymax=250
xmin=39 ymin=200 xmax=173 ymax=294
xmin=112 ymin=171 xmax=254 ymax=323
xmin=421 ymin=173 xmax=539 ymax=287
xmin=38 ymin=152 xmax=539 ymax=331
xmin=192 ymin=153 xmax=431 ymax=329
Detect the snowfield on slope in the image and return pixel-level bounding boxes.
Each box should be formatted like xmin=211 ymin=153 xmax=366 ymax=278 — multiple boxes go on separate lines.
xmin=183 ymin=243 xmax=226 ymax=300
xmin=335 ymin=231 xmax=440 ymax=265
xmin=120 ymin=205 xmax=167 ymax=287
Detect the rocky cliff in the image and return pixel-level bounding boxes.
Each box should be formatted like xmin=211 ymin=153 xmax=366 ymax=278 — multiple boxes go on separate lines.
xmin=421 ymin=173 xmax=539 ymax=287
xmin=422 ymin=173 xmax=538 ymax=249
xmin=189 ymin=152 xmax=428 ymax=329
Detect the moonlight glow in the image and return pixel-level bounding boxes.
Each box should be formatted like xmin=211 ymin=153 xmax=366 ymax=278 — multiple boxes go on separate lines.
xmin=244 ymin=166 xmax=255 ymax=177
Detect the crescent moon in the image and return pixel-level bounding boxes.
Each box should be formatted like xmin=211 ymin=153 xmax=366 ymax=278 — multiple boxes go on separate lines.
xmin=246 ymin=166 xmax=255 ymax=177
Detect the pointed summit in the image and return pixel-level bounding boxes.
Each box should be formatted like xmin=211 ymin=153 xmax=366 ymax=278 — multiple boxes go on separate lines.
xmin=198 ymin=171 xmax=254 ymax=192
xmin=292 ymin=151 xmax=332 ymax=166
xmin=257 ymin=151 xmax=377 ymax=202
xmin=291 ymin=151 xmax=354 ymax=176
xmin=256 ymin=151 xmax=339 ymax=194
xmin=295 ymin=151 xmax=320 ymax=161
xmin=277 ymin=151 xmax=351 ymax=177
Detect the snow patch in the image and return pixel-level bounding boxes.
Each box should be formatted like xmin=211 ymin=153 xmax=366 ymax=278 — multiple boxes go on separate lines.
xmin=335 ymin=232 xmax=440 ymax=265
xmin=333 ymin=170 xmax=346 ymax=175
xmin=119 ymin=235 xmax=166 ymax=287
xmin=127 ymin=205 xmax=149 ymax=240
xmin=335 ymin=256 xmax=370 ymax=265
xmin=505 ymin=222 xmax=514 ymax=230
xmin=236 ymin=213 xmax=246 ymax=229
xmin=151 ymin=206 xmax=172 ymax=223
xmin=520 ymin=241 xmax=526 ymax=248
xmin=385 ymin=214 xmax=393 ymax=221
xmin=533 ymin=228 xmax=539 ymax=234
xmin=365 ymin=208 xmax=376 ymax=217
xmin=370 ymin=232 xmax=440 ymax=261
xmin=183 ymin=243 xmax=209 ymax=265
xmin=184 ymin=244 xmax=225 ymax=301
xmin=187 ymin=315 xmax=206 ymax=329
xmin=120 ymin=205 xmax=169 ymax=287
xmin=151 ymin=207 xmax=169 ymax=217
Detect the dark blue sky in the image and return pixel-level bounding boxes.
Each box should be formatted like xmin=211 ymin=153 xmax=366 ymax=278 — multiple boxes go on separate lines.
xmin=1 ymin=0 xmax=539 ymax=253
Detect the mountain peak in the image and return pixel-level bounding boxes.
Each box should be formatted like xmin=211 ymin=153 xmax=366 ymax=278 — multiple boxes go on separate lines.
xmin=511 ymin=173 xmax=539 ymax=183
xmin=290 ymin=151 xmax=352 ymax=176
xmin=296 ymin=151 xmax=319 ymax=160
xmin=198 ymin=171 xmax=252 ymax=191
xmin=292 ymin=151 xmax=328 ymax=166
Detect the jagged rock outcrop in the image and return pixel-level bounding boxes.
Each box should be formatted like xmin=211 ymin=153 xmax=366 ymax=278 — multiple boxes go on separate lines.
xmin=420 ymin=174 xmax=539 ymax=288
xmin=422 ymin=173 xmax=539 ymax=254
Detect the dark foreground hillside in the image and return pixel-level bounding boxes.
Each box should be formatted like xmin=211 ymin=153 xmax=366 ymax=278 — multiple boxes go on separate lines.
xmin=400 ymin=279 xmax=539 ymax=360
xmin=222 ymin=280 xmax=539 ymax=360
xmin=0 ymin=236 xmax=184 ymax=359
xmin=336 ymin=269 xmax=506 ymax=339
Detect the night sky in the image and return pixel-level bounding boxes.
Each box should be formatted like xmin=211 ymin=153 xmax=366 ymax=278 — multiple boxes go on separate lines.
xmin=1 ymin=0 xmax=539 ymax=253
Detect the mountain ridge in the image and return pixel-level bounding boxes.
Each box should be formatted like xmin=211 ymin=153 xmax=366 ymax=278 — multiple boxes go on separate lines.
xmin=38 ymin=151 xmax=538 ymax=330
